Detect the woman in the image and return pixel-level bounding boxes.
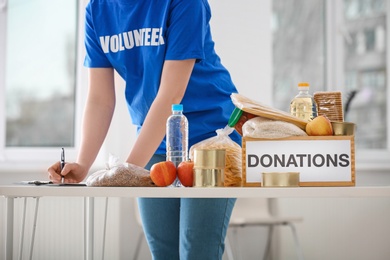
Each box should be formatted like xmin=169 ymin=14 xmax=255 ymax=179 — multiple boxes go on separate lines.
xmin=48 ymin=0 xmax=241 ymax=259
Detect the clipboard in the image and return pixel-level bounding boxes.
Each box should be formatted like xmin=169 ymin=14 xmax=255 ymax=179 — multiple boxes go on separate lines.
xmin=19 ymin=181 xmax=86 ymax=186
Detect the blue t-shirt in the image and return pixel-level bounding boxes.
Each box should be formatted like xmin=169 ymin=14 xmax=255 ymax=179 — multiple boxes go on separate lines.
xmin=84 ymin=0 xmax=241 ymax=153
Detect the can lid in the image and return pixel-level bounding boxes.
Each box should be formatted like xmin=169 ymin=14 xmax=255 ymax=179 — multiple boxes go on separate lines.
xmin=228 ymin=107 xmax=243 ymax=127
xmin=172 ymin=104 xmax=183 ymax=112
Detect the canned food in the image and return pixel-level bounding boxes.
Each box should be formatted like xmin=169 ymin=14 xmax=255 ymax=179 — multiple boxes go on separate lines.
xmin=193 ymin=168 xmax=224 ymax=187
xmin=193 ymin=149 xmax=226 ymax=169
xmin=193 ymin=149 xmax=226 ymax=187
xmin=262 ymin=172 xmax=300 ymax=187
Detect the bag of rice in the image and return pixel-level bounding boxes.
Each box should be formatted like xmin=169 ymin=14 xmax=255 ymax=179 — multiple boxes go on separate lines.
xmin=242 ymin=117 xmax=307 ymax=139
xmin=86 ymin=154 xmax=156 ymax=187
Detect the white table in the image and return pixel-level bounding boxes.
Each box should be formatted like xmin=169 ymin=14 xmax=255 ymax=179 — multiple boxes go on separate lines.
xmin=2 ymin=185 xmax=390 ymax=260
xmin=2 ymin=185 xmax=390 ymax=198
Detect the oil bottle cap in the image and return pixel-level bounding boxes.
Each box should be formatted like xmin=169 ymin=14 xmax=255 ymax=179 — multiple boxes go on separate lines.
xmin=298 ymin=82 xmax=310 ymax=87
xmin=228 ymin=107 xmax=243 ymax=127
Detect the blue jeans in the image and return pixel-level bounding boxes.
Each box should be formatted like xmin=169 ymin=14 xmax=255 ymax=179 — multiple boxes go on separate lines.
xmin=137 ymin=154 xmax=236 ymax=260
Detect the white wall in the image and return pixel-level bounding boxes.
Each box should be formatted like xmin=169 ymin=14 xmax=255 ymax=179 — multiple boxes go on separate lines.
xmin=1 ymin=0 xmax=390 ymax=260
xmin=209 ymin=0 xmax=273 ymax=104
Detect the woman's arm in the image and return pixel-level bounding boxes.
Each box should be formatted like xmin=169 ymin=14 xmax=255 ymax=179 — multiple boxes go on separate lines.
xmin=77 ymin=68 xmax=116 ymax=170
xmin=126 ymin=59 xmax=196 ymax=167
xmin=48 ymin=68 xmax=116 ymax=183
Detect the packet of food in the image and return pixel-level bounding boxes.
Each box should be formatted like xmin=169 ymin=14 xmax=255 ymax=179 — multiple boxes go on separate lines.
xmin=189 ymin=126 xmax=242 ymax=187
xmin=230 ymin=93 xmax=308 ymax=131
xmin=86 ymin=154 xmax=156 ymax=187
xmin=313 ymin=91 xmax=344 ymax=122
xmin=242 ymin=117 xmax=307 ymax=139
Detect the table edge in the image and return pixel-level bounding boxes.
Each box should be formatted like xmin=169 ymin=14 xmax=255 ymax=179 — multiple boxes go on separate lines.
xmin=1 ymin=185 xmax=390 ymax=198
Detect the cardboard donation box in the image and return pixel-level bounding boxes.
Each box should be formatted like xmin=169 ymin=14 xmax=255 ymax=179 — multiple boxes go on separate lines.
xmin=242 ymin=136 xmax=355 ymax=187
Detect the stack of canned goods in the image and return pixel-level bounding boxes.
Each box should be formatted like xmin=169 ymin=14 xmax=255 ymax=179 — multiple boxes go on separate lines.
xmin=193 ymin=149 xmax=226 ymax=187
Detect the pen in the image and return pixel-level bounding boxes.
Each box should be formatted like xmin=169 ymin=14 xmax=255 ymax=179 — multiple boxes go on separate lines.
xmin=60 ymin=148 xmax=65 ymax=184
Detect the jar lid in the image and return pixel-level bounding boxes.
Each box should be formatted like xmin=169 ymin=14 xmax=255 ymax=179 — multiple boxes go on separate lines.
xmin=228 ymin=107 xmax=243 ymax=127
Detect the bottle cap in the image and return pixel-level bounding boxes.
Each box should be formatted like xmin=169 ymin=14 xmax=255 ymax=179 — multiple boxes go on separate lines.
xmin=298 ymin=82 xmax=310 ymax=88
xmin=227 ymin=107 xmax=243 ymax=127
xmin=172 ymin=104 xmax=183 ymax=112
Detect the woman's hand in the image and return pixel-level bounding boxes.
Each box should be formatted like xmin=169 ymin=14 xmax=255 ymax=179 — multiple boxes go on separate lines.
xmin=47 ymin=162 xmax=89 ymax=184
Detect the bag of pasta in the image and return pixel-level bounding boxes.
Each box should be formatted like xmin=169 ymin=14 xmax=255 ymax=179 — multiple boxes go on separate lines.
xmin=86 ymin=154 xmax=156 ymax=187
xmin=189 ymin=126 xmax=242 ymax=187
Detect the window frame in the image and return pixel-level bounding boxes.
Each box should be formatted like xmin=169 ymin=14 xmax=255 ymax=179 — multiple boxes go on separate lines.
xmin=326 ymin=0 xmax=390 ymax=171
xmin=0 ymin=1 xmax=6 ymax=162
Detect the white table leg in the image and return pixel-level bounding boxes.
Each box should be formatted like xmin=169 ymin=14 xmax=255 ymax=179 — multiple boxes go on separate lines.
xmin=85 ymin=197 xmax=94 ymax=260
xmin=19 ymin=197 xmax=27 ymax=260
xmin=29 ymin=197 xmax=40 ymax=260
xmin=5 ymin=196 xmax=15 ymax=260
xmin=102 ymin=197 xmax=108 ymax=260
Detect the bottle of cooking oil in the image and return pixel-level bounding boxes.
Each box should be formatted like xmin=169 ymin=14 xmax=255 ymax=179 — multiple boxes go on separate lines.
xmin=289 ymin=82 xmax=318 ymax=121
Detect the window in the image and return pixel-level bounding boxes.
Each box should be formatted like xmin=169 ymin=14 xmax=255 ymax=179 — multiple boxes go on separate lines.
xmin=272 ymin=0 xmax=389 ymax=169
xmin=0 ymin=0 xmax=82 ymax=167
xmin=5 ymin=0 xmax=77 ymax=147
xmin=343 ymin=0 xmax=387 ymax=149
xmin=272 ymin=0 xmax=326 ymax=111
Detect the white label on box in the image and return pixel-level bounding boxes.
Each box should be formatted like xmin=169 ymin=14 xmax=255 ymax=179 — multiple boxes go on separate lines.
xmin=245 ymin=139 xmax=352 ymax=183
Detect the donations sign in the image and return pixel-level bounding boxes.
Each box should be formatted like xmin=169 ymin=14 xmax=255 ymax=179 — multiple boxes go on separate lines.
xmin=243 ymin=136 xmax=355 ymax=186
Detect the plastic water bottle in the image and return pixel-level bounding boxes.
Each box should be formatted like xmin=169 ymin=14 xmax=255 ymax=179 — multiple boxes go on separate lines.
xmin=289 ymin=82 xmax=318 ymax=121
xmin=166 ymin=104 xmax=188 ymax=167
